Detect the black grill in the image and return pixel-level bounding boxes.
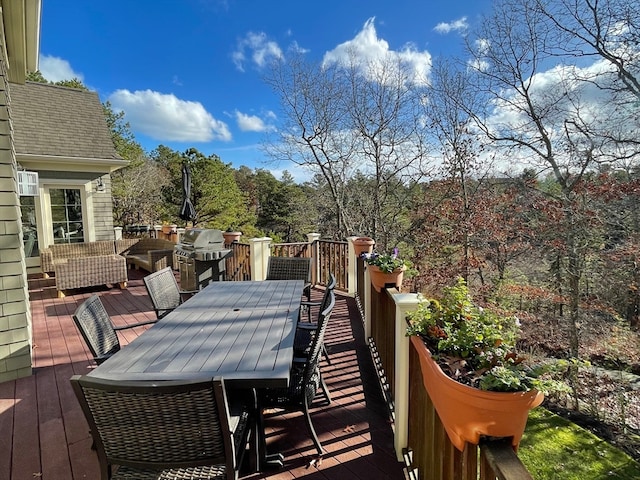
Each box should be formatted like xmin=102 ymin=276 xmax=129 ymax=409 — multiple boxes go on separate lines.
xmin=174 ymin=229 xmax=232 ymax=290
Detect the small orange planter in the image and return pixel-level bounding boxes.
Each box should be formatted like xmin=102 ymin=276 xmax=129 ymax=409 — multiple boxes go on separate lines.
xmin=410 ymin=335 xmax=543 ymax=451
xmin=353 ymin=236 xmax=375 ymax=256
xmin=223 ymin=231 xmax=242 ymax=244
xmin=368 ymin=265 xmax=405 ymax=292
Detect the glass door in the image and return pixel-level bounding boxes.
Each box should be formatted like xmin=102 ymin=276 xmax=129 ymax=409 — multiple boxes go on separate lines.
xmin=50 ymin=188 xmax=85 ymax=244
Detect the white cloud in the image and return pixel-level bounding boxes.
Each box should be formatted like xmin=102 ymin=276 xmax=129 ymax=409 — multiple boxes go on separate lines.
xmin=234 ymin=110 xmax=276 ymax=132
xmin=433 ymin=17 xmax=469 ymax=34
xmin=108 ymin=89 xmax=231 ymax=142
xmin=232 ymin=31 xmax=283 ymax=72
xmin=322 ymin=18 xmax=432 ymax=86
xmin=38 ymin=54 xmax=83 ymax=82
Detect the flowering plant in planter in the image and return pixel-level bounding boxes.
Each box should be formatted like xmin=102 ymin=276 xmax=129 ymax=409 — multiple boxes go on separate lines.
xmin=406 ymin=277 xmax=570 ymax=394
xmin=360 ymin=248 xmax=414 ymax=273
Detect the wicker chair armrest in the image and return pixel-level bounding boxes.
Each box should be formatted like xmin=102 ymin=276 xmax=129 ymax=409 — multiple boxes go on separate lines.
xmin=296 ymin=322 xmax=317 ymax=331
xmin=148 ymin=249 xmax=175 ymax=272
xmin=113 ymin=318 xmax=158 ymax=330
xmin=300 ymin=300 xmax=321 ymax=307
xmin=40 ymin=249 xmax=54 ymax=273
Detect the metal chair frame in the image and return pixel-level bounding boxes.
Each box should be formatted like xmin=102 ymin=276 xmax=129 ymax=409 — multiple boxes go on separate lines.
xmin=295 ymin=273 xmax=336 ymax=367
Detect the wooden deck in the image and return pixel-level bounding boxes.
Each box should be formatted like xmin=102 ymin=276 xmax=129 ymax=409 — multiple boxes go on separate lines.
xmin=0 ymin=269 xmax=406 ymax=479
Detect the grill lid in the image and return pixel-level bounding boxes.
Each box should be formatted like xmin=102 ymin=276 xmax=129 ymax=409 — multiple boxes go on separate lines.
xmin=179 ymin=228 xmax=225 ymax=250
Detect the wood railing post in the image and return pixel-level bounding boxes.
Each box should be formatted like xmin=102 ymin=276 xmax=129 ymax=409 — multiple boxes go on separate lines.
xmin=393 ymin=292 xmax=421 ymax=461
xmin=249 ymin=237 xmax=271 ymax=281
xmin=363 ymin=263 xmax=373 ymax=338
xmin=346 ymin=236 xmax=359 ymax=296
xmin=306 ymin=232 xmax=320 ymax=285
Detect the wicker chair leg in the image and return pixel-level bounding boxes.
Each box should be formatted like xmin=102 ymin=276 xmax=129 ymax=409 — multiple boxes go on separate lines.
xmin=322 ymin=343 xmax=331 ymax=364
xmin=303 ymin=396 xmax=323 ymax=456
xmin=320 ymin=374 xmax=331 ymax=405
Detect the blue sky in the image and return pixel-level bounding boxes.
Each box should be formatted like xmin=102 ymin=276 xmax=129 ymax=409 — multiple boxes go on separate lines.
xmin=39 ymin=0 xmax=493 ymax=179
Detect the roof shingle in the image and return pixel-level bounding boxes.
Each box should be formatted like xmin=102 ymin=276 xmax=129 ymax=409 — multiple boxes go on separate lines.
xmin=10 ymin=81 xmax=121 ymax=160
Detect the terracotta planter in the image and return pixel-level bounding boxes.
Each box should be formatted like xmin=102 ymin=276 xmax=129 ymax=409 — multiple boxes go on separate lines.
xmin=353 ymin=236 xmax=375 ymax=256
xmin=223 ymin=231 xmax=242 ymax=244
xmin=410 ymin=335 xmax=543 ymax=451
xmin=368 ymin=265 xmax=405 ymax=292
xmin=161 ymin=225 xmax=172 ymax=234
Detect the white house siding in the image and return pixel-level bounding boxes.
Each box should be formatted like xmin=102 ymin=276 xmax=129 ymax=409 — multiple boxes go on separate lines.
xmin=0 ymin=59 xmax=32 ymax=382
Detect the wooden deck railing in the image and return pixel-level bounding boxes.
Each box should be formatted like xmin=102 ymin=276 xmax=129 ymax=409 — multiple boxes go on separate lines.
xmin=224 ymin=235 xmax=532 ymax=478
xmin=270 ymin=242 xmax=311 ymax=258
xmin=316 ymin=239 xmax=348 ymax=290
xmin=225 ymin=242 xmax=251 ymax=281
xmin=271 ymin=239 xmax=349 ymax=291
xmin=362 ymin=260 xmax=533 ymax=480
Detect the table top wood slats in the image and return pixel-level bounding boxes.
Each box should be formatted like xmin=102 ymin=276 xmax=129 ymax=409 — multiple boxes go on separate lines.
xmin=89 ymin=280 xmax=302 ymax=387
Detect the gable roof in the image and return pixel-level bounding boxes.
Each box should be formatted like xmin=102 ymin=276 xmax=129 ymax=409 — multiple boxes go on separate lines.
xmin=10 ymin=81 xmax=123 ymax=162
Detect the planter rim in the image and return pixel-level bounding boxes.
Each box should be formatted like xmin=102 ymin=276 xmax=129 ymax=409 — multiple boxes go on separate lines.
xmin=367 ymin=264 xmax=406 ymax=273
xmin=410 ymin=335 xmax=542 ymax=401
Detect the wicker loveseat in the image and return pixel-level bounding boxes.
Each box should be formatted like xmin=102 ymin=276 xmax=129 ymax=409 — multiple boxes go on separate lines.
xmin=40 ymin=240 xmax=116 ymax=277
xmin=39 ymin=241 xmax=128 ymax=298
xmin=55 ymin=255 xmax=127 ymax=298
xmin=115 ymin=238 xmax=176 ymax=273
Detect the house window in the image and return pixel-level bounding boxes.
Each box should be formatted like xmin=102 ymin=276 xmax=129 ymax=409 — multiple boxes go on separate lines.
xmin=20 ymin=196 xmax=39 ymax=257
xmin=51 ymin=188 xmax=85 ymax=244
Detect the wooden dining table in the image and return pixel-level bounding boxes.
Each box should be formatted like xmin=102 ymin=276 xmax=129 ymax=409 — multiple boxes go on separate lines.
xmin=89 ymin=279 xmax=304 ymax=388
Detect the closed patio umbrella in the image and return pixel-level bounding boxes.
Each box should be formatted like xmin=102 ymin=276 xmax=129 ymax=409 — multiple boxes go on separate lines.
xmin=179 ymin=163 xmax=196 ymax=222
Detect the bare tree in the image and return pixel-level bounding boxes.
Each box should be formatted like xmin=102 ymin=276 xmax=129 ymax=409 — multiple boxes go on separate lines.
xmin=263 ymin=52 xmax=357 ymax=238
xmin=343 ymin=51 xmax=429 ymax=248
xmin=263 ymin=49 xmax=429 ymax=246
xmin=422 ymin=60 xmax=492 ymax=283
xmin=112 ymin=156 xmax=169 ymax=227
xmin=534 ymin=0 xmax=640 ymax=100
xmin=463 ymin=0 xmax=640 ymax=359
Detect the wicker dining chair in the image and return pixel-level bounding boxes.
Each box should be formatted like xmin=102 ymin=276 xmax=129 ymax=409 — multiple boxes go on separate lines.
xmin=143 ymin=266 xmax=196 ymax=319
xmin=295 ymin=273 xmax=336 ymax=368
xmin=265 ymin=256 xmax=312 ymax=302
xmin=70 ymin=375 xmax=254 ymax=480
xmin=258 ymin=292 xmax=336 ymax=459
xmin=72 ymin=294 xmax=157 ymax=365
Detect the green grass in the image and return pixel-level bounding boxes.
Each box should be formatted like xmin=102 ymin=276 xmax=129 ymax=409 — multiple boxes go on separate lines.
xmin=518 ymin=408 xmax=640 ymax=479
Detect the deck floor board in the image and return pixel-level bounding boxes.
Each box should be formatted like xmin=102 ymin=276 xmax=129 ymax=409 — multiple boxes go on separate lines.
xmin=0 ymin=269 xmax=406 ymax=479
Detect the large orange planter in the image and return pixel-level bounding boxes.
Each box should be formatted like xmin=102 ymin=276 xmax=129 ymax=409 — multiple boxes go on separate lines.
xmin=368 ymin=265 xmax=405 ymax=292
xmin=410 ymin=335 xmax=543 ymax=451
xmin=353 ymin=237 xmax=375 ymax=256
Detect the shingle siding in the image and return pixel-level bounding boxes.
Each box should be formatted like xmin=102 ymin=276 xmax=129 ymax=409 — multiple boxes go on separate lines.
xmin=0 ymin=58 xmax=32 ymax=383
